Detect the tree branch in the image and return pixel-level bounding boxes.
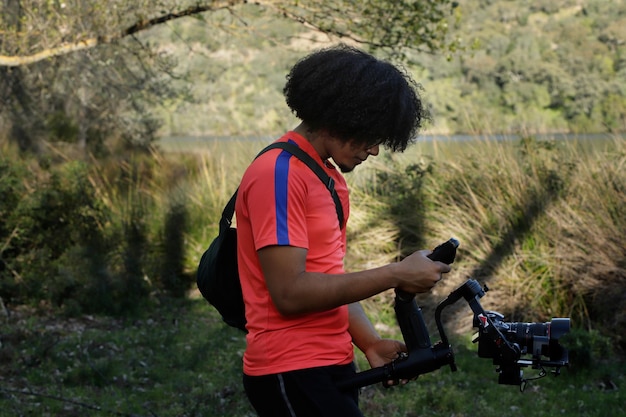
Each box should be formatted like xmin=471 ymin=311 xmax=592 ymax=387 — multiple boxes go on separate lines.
xmin=265 ymin=3 xmax=380 ymax=49
xmin=0 ymin=3 xmax=234 ymax=67
xmin=0 ymin=39 xmax=98 ymax=66
xmin=0 ymin=1 xmax=455 ymax=67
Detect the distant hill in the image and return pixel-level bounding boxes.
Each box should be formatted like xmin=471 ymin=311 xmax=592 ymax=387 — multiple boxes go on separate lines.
xmin=155 ymin=0 xmax=626 ymax=137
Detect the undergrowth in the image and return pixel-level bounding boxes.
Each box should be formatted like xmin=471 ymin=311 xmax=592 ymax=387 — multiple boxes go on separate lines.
xmin=0 ymin=298 xmax=623 ymax=417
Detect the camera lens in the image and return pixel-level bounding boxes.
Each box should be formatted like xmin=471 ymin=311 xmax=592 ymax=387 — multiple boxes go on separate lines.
xmin=507 ymin=318 xmax=570 ymax=363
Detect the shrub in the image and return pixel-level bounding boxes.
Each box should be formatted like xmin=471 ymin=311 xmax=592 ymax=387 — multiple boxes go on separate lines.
xmin=1 ymin=160 xmax=110 ymax=308
xmin=0 ymin=152 xmax=193 ymax=316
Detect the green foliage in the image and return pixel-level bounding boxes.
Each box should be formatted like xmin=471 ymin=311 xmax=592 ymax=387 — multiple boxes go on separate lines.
xmin=2 ymin=0 xmax=624 ymax=146
xmin=0 ymin=0 xmax=458 ymax=152
xmin=142 ymin=0 xmax=626 ymax=138
xmin=562 ymin=328 xmax=613 ymax=371
xmin=371 ymin=154 xmax=434 ymax=256
xmin=0 ymin=154 xmax=26 ymax=237
xmin=0 ymin=149 xmax=196 ymax=316
xmin=0 ymin=132 xmax=625 ymax=414
xmin=1 ymin=159 xmax=109 ymax=307
xmin=1 ymin=301 xmax=624 ymax=417
xmin=4 ymin=133 xmax=625 ymax=354
xmin=0 ymin=300 xmax=253 ymax=416
xmin=346 ymin=134 xmax=625 ymax=354
xmin=386 ymin=0 xmax=626 ymax=135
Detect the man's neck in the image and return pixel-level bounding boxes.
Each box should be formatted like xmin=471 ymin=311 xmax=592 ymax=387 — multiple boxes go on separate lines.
xmin=292 ymin=122 xmax=330 ymax=161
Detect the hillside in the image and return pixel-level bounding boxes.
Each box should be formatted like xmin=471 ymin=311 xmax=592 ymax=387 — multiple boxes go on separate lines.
xmin=153 ymin=0 xmax=626 ymax=137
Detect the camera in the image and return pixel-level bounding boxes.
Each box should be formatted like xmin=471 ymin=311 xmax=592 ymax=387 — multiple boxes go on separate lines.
xmin=473 ymin=311 xmax=570 ymax=386
xmin=337 ymin=239 xmax=570 ymax=392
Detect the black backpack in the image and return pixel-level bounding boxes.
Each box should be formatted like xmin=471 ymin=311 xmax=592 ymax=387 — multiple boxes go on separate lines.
xmin=197 ymin=141 xmax=344 ymax=331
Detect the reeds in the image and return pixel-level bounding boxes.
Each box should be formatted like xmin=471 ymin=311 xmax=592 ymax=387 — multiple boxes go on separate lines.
xmin=88 ymin=133 xmax=626 ymax=347
xmin=344 ymin=134 xmax=625 ymax=344
xmin=1 ymin=134 xmax=624 ymax=345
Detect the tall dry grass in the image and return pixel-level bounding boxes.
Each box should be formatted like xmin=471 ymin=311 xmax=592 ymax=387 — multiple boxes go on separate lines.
xmin=181 ymin=135 xmax=624 ymax=346
xmin=343 ymin=134 xmax=625 ymax=347
xmin=2 ymin=133 xmax=623 ymax=345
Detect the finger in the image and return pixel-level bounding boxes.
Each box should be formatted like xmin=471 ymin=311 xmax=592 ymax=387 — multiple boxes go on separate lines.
xmin=383 ymin=379 xmax=393 ymax=388
xmin=437 ymin=261 xmax=452 ymax=273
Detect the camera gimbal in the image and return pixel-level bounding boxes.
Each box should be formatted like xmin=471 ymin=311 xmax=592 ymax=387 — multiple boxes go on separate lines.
xmin=337 ymin=239 xmax=570 ymax=392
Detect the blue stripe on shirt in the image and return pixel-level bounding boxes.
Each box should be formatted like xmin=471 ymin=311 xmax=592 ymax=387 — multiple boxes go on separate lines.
xmin=274 ymin=142 xmax=296 ymax=245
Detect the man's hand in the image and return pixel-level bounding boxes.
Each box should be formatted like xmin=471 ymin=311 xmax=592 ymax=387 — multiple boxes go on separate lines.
xmin=364 ymin=338 xmax=410 ymax=386
xmin=394 ymin=250 xmax=451 ymax=294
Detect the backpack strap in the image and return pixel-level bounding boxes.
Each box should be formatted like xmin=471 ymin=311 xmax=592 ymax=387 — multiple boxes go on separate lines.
xmin=219 ymin=141 xmax=345 ymax=233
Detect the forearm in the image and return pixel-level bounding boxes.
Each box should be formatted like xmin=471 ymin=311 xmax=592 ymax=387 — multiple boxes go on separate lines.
xmin=348 ymin=302 xmax=381 ymax=353
xmin=272 ymin=264 xmax=399 ymax=316
xmin=349 ymin=301 xmax=407 ymax=370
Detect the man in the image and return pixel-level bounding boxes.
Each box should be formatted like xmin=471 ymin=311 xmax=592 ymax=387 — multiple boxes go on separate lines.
xmin=236 ymin=44 xmax=451 ymax=417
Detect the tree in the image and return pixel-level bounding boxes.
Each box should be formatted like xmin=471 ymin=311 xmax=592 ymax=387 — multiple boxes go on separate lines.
xmin=0 ymin=0 xmax=458 ymax=152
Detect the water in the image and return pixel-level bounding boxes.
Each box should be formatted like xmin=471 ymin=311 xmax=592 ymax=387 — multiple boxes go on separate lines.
xmin=159 ymin=132 xmax=618 ymax=149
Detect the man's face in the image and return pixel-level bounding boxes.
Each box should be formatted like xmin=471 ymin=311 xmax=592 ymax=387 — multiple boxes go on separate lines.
xmin=331 ymin=140 xmax=381 ymax=173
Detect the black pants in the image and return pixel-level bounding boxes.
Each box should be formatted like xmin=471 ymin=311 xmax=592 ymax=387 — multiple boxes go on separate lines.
xmin=243 ymin=363 xmax=364 ymax=417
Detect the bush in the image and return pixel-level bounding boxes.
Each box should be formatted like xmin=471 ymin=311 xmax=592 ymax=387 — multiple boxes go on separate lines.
xmin=562 ymin=328 xmax=613 ymax=371
xmin=0 ymin=152 xmax=193 ymax=316
xmin=0 ymin=155 xmax=29 ymax=300
xmin=1 ymin=160 xmax=109 ymax=307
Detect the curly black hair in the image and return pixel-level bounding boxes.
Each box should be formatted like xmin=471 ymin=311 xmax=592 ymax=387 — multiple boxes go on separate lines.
xmin=283 ymin=44 xmax=429 ymax=152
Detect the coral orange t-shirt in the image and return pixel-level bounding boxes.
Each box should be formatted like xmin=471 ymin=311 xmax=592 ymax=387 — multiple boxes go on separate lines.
xmin=236 ymin=132 xmax=353 ymax=376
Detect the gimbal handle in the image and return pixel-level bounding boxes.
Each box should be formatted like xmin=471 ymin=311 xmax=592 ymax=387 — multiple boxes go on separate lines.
xmin=395 ymin=238 xmax=459 ymax=351
xmin=336 ymin=238 xmax=459 ymax=391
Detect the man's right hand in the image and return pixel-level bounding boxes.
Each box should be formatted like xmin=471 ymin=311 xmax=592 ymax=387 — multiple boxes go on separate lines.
xmin=394 ymin=250 xmax=451 ymax=294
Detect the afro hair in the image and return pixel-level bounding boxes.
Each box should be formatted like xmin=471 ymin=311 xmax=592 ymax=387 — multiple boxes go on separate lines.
xmin=283 ymin=44 xmax=429 ymax=152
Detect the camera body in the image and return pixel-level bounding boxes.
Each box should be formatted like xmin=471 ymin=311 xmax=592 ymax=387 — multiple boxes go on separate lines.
xmin=473 ymin=311 xmax=570 ymax=385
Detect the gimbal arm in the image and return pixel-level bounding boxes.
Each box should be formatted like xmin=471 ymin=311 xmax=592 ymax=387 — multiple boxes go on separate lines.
xmin=435 ymin=279 xmax=522 ymax=368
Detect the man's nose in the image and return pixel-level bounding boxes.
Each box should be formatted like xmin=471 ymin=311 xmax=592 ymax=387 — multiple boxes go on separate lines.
xmin=366 ymin=144 xmax=380 ymax=156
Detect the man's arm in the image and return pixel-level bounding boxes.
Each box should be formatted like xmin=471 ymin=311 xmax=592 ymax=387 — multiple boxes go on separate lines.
xmin=257 ymin=245 xmax=449 ymax=316
xmin=348 ymin=302 xmax=407 ymax=381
